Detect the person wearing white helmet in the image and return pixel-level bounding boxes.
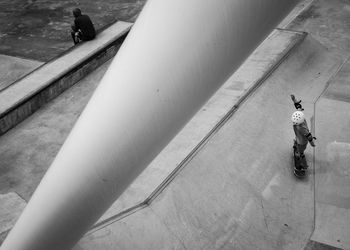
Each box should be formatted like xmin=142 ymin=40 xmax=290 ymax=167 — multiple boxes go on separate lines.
xmin=291 ymin=111 xmax=315 ymax=162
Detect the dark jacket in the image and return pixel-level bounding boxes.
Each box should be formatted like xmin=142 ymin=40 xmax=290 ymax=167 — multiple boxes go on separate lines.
xmin=74 ymin=14 xmax=96 ymax=41
xmin=293 ymin=120 xmax=310 ymax=145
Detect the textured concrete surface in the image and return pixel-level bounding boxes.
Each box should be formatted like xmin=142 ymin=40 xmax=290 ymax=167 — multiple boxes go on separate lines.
xmin=287 ymin=0 xmax=350 ymax=62
xmin=77 ymin=33 xmax=341 ymax=250
xmin=0 ymin=28 xmax=303 ymax=225
xmin=0 ymin=193 xmax=26 ymax=243
xmin=1 ymin=0 xmax=350 ymax=249
xmin=0 ymin=193 xmax=26 ymax=233
xmin=0 ymin=0 xmax=146 ymax=61
xmin=0 ymin=0 xmax=144 ymax=111
xmin=305 ymin=240 xmax=343 ymax=250
xmin=78 ymin=1 xmax=350 ymax=248
xmin=0 ymin=21 xmax=131 ymax=136
xmin=287 ymin=2 xmax=350 ymax=247
xmin=310 ymin=58 xmax=350 ymax=249
xmin=0 ymin=59 xmax=111 ymax=202
xmin=0 ymin=54 xmax=43 ymax=92
xmin=0 ymin=22 xmax=130 ymax=200
xmin=95 ymin=29 xmax=305 ymax=225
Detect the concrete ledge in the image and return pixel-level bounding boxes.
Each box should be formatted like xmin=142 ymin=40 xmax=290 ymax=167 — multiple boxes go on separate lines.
xmin=0 ymin=21 xmax=132 ymax=136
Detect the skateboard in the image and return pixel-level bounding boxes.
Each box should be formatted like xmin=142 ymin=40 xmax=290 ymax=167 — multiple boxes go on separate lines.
xmin=292 ymin=140 xmax=307 ymax=177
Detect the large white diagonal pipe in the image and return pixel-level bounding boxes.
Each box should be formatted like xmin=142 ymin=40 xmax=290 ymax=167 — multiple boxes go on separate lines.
xmin=1 ymin=0 xmax=298 ymax=249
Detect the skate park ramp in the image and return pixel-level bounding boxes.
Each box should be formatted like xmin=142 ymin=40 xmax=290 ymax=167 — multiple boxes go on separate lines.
xmin=77 ymin=33 xmax=344 ymax=249
xmin=311 ymin=57 xmax=350 ymax=249
xmin=0 ymin=28 xmax=308 ymax=247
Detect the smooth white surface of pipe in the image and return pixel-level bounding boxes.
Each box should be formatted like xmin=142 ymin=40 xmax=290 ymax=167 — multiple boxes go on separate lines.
xmin=1 ymin=0 xmax=298 ymax=249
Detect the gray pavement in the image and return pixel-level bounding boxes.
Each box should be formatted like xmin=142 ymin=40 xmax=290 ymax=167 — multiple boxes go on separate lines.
xmin=0 ymin=1 xmax=145 ymax=95
xmin=0 ymin=193 xmax=26 ymax=243
xmin=0 ymin=58 xmax=111 ymax=202
xmin=0 ymin=0 xmax=146 ymax=61
xmin=95 ymin=28 xmax=305 ymax=225
xmin=78 ymin=0 xmax=350 ymax=249
xmin=1 ymin=0 xmax=350 ymax=249
xmin=0 ymin=55 xmax=43 ymax=92
xmin=76 ymin=32 xmax=341 ymax=250
xmin=287 ymin=1 xmax=350 ymax=247
xmin=288 ymin=0 xmax=350 ymax=62
xmin=0 ymin=21 xmax=132 ymax=136
xmin=0 ymin=27 xmax=302 ymax=237
xmin=311 ymin=58 xmax=350 ymax=249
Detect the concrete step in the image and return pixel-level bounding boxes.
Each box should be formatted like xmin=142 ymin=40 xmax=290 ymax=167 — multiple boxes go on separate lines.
xmin=0 ymin=21 xmax=132 ymax=136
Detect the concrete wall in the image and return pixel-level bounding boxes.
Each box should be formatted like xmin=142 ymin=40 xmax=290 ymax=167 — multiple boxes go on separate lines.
xmin=0 ymin=32 xmax=128 ymax=136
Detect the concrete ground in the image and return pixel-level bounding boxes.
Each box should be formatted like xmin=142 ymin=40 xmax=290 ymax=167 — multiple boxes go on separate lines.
xmin=0 ymin=0 xmax=145 ymax=93
xmin=312 ymin=55 xmax=350 ymax=248
xmin=288 ymin=0 xmax=350 ymax=62
xmin=1 ymin=0 xmax=350 ymax=249
xmin=79 ymin=0 xmax=350 ymax=248
xmin=0 ymin=54 xmax=43 ymax=91
xmin=0 ymin=0 xmax=146 ymax=61
xmin=76 ymin=27 xmax=344 ymax=250
xmin=0 ymin=58 xmax=111 ymax=201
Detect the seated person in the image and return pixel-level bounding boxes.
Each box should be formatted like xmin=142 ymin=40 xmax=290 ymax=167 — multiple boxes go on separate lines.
xmin=71 ymin=8 xmax=96 ymax=45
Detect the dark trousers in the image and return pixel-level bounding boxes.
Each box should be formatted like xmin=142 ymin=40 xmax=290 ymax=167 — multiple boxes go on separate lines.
xmin=71 ymin=30 xmax=82 ymax=45
xmin=71 ymin=25 xmax=83 ymax=44
xmin=296 ymin=142 xmax=307 ymax=157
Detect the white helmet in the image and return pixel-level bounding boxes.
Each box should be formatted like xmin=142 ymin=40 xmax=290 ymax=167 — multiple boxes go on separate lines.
xmin=291 ymin=111 xmax=305 ymax=125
